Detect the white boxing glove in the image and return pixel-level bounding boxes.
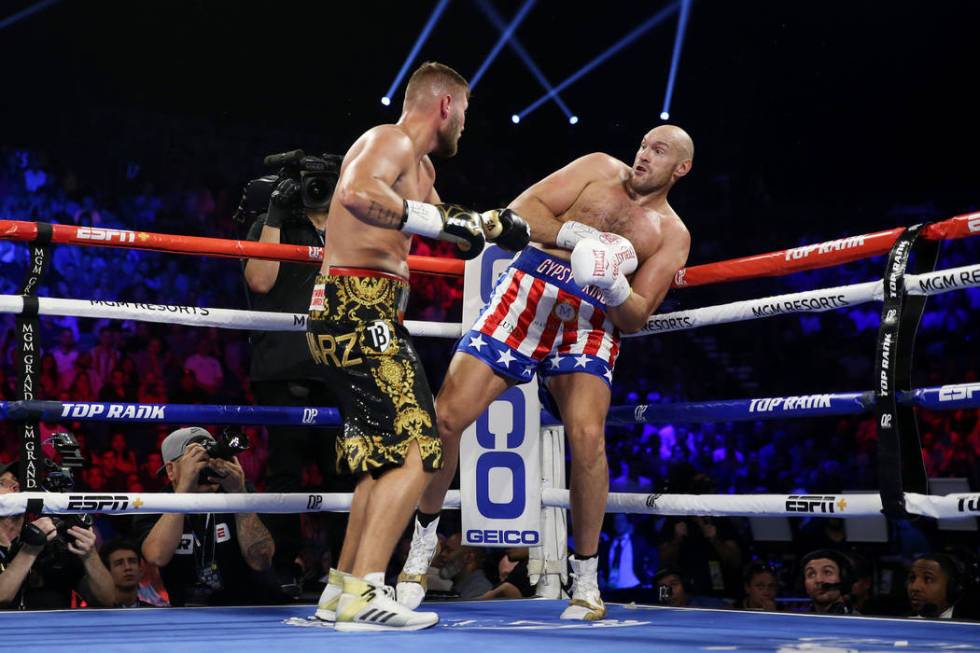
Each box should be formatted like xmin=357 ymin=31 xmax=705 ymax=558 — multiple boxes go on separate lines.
xmin=570 ymin=237 xmax=632 ymax=307
xmin=556 ymin=221 xmax=602 ymax=250
xmin=595 ymin=232 xmax=638 ymax=276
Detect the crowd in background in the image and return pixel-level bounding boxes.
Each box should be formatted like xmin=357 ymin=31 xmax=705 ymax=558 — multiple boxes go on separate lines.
xmin=1 ymin=143 xmax=977 ymax=616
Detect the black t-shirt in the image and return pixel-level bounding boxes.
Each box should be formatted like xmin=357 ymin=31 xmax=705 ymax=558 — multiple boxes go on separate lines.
xmin=132 ymin=489 xmax=270 ymax=607
xmin=0 ymin=539 xmax=85 ymax=609
xmin=246 ymin=214 xmax=324 ymax=381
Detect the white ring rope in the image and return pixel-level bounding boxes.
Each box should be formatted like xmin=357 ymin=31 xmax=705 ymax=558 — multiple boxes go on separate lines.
xmin=2 ymin=489 xmax=976 ymax=520
xmin=0 ymin=295 xmax=462 ymax=339
xmin=1 ymin=263 xmax=974 ymax=340
xmin=629 ymin=263 xmax=980 ymax=336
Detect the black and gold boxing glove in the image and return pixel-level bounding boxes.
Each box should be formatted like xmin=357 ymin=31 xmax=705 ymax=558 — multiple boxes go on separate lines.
xmin=402 ymin=200 xmax=486 ymax=259
xmin=481 ymin=209 xmax=531 ymax=252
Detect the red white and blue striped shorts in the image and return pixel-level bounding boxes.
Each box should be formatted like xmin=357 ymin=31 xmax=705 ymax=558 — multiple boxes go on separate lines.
xmin=456 ymin=247 xmax=621 ymax=387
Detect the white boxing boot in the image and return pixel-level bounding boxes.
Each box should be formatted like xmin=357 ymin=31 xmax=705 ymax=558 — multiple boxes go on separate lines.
xmin=395 ymin=515 xmax=440 ymax=609
xmin=560 ymin=554 xmax=607 ymax=621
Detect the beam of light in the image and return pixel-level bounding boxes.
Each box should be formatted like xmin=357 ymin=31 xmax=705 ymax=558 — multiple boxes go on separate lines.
xmin=473 ymin=0 xmax=575 ymax=122
xmin=517 ymin=0 xmax=680 ymax=121
xmin=0 ymin=0 xmax=61 ymax=31
xmin=470 ymin=0 xmax=536 ymax=89
xmin=661 ymin=0 xmax=692 ymax=121
xmin=382 ymin=0 xmax=452 ymax=107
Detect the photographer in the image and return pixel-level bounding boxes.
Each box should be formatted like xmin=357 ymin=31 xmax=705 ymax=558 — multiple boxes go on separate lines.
xmin=237 ymin=151 xmax=350 ymax=588
xmin=134 ymin=427 xmax=277 ymax=606
xmin=0 ymin=459 xmax=115 ymax=609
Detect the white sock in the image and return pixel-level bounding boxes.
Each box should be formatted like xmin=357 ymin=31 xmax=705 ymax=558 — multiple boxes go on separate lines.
xmin=364 ymin=572 xmax=385 ymax=586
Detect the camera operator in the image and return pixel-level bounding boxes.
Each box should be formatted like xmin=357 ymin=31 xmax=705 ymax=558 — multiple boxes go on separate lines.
xmin=0 ymin=459 xmax=115 ymax=609
xmin=237 ymin=150 xmax=350 ymax=589
xmin=134 ymin=427 xmax=277 ymax=606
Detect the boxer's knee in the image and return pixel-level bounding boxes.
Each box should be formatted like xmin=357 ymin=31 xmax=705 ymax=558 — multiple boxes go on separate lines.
xmin=434 ymin=397 xmax=469 ymax=442
xmin=568 ymin=423 xmax=607 ymax=466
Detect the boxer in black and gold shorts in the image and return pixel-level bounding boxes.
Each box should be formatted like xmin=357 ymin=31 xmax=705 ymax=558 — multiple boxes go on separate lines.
xmin=306 ymin=268 xmax=442 ymax=476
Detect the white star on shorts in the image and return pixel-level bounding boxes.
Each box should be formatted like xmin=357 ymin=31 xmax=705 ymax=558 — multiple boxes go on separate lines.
xmin=549 ymin=352 xmax=562 ymax=369
xmin=468 ymin=335 xmax=487 ymax=351
xmin=603 ymin=367 xmax=614 ymax=383
xmin=522 ymin=364 xmax=534 ymax=377
xmin=574 ymin=354 xmax=590 ymax=368
xmin=497 ymin=348 xmax=516 ymax=367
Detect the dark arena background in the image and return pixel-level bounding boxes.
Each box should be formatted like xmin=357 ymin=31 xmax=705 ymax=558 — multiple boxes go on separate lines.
xmin=0 ymin=1 xmax=978 ymax=650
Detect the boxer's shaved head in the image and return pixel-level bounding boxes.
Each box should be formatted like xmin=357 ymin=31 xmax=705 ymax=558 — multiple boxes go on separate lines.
xmin=629 ymin=124 xmax=694 ymax=194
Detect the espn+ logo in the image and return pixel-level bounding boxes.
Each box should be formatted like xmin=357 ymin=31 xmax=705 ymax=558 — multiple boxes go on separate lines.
xmin=466 ymin=387 xmax=539 ymax=546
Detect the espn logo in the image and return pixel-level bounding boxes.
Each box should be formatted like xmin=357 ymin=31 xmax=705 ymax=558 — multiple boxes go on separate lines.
xmin=785 ymin=495 xmax=845 ymax=513
xmin=77 ymin=227 xmax=137 ymax=243
xmin=67 ymin=495 xmax=130 ymax=511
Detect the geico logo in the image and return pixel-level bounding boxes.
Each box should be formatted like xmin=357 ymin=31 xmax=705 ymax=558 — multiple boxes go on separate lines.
xmin=785 ymin=495 xmax=838 ymax=513
xmin=957 ymin=496 xmax=980 ymax=513
xmin=66 ymin=495 xmax=130 ymax=511
xmin=306 ymin=331 xmax=362 ymax=368
xmin=938 ymin=384 xmax=980 ymax=402
xmin=465 ymin=529 xmax=540 ymax=545
xmin=476 ymin=387 xmax=526 ymax=520
xmin=76 ymin=227 xmax=136 ymax=243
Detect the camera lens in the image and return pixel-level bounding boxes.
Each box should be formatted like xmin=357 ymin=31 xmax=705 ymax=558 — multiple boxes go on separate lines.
xmin=306 ymin=177 xmax=329 ymax=201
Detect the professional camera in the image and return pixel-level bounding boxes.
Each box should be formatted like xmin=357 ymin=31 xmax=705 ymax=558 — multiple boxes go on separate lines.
xmin=232 ymin=149 xmax=342 ymax=224
xmin=194 ymin=428 xmax=250 ymax=485
xmin=39 ymin=433 xmax=94 ymax=542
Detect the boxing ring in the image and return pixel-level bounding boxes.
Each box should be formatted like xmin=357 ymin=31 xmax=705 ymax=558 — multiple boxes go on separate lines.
xmin=3 ymin=600 xmax=980 ymax=652
xmin=1 ymin=212 xmax=979 ymax=649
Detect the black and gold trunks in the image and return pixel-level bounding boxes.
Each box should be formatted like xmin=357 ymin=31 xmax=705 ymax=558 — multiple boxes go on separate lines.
xmin=306 ymin=268 xmax=442 ymax=475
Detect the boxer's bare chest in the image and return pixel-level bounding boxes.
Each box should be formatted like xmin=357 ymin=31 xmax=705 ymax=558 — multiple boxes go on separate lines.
xmin=561 ymin=179 xmax=664 ymax=261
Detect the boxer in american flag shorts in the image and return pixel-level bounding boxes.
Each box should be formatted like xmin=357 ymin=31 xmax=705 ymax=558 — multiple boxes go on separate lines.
xmin=398 ymin=125 xmax=695 ymax=621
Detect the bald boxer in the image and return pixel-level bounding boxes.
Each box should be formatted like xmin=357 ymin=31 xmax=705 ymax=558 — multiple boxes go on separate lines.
xmin=308 ymin=61 xmax=528 ymax=632
xmin=398 ymin=125 xmax=693 ymax=620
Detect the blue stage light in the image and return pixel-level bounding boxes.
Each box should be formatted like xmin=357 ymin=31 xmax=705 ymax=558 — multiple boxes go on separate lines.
xmin=382 ymin=0 xmax=452 ymax=107
xmin=473 ymin=0 xmax=575 ymax=121
xmin=569 ymin=116 xmax=579 ymax=125
xmin=660 ymin=111 xmax=670 ymax=120
xmin=516 ymin=1 xmax=680 ymax=121
xmin=0 ymin=0 xmax=62 ymax=31
xmin=661 ymin=0 xmax=692 ymax=122
xmin=381 ymin=97 xmax=391 ymax=106
xmin=512 ymin=114 xmax=521 ymax=124
xmin=471 ymin=0 xmax=536 ymax=90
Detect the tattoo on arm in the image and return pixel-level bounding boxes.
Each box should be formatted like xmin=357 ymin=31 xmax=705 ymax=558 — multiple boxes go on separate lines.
xmin=236 ymin=513 xmax=274 ymax=570
xmin=365 ymin=201 xmax=404 ymax=228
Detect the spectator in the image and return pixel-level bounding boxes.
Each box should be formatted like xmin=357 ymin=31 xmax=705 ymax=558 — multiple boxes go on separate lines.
xmin=90 ymin=327 xmax=121 ymax=394
xmin=183 ymin=339 xmax=223 ymax=396
xmin=52 ymin=328 xmax=79 ymax=392
xmin=0 ymin=459 xmax=115 ymax=609
xmin=106 ymin=431 xmax=138 ymax=476
xmin=134 ymin=427 xmax=277 ymax=606
xmin=99 ymin=369 xmax=136 ymax=403
xmin=736 ymin=561 xmax=780 ymax=611
xmin=602 ymin=513 xmax=654 ymax=590
xmin=907 ymin=553 xmax=968 ymax=620
xmin=480 ymin=548 xmax=535 ymax=599
xmin=802 ymin=549 xmax=856 ymax=615
xmin=99 ymin=539 xmax=157 ymax=608
xmin=443 ymin=546 xmax=493 ymax=599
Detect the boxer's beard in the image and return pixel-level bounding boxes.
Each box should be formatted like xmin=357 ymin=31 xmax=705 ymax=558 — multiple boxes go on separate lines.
xmin=434 ymin=111 xmax=463 ymax=158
